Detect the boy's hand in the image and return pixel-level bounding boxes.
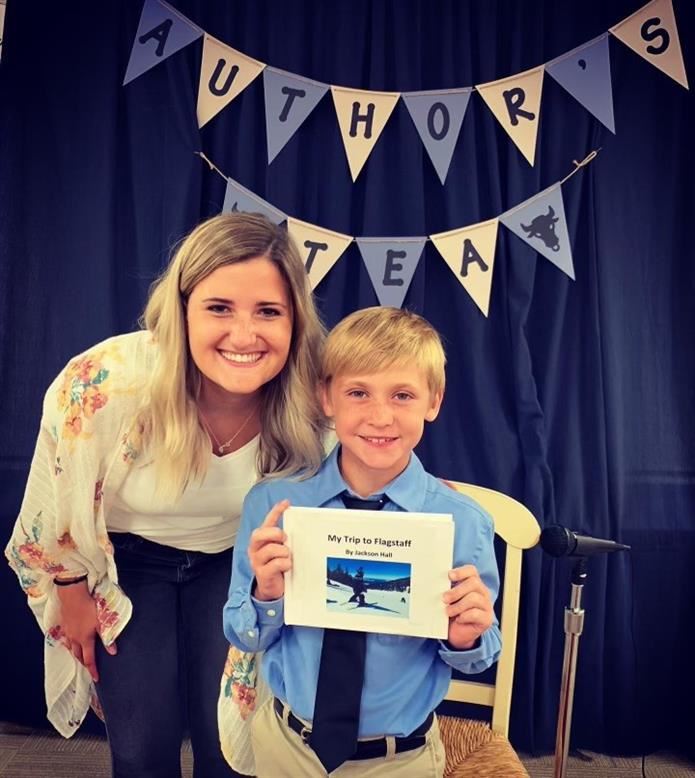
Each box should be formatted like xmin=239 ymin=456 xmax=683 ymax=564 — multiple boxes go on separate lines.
xmin=249 ymin=499 xmax=292 ymax=602
xmin=443 ymin=564 xmax=494 ymax=649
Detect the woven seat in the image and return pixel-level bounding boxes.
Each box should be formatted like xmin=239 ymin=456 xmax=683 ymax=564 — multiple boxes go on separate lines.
xmin=440 ymin=482 xmax=539 ymax=778
xmin=439 ymin=716 xmax=529 ymax=777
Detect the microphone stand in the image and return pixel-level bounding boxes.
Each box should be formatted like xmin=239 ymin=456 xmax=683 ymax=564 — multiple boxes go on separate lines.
xmin=553 ymin=556 xmax=588 ymax=778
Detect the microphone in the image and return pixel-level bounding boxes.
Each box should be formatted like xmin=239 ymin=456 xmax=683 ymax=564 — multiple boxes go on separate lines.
xmin=540 ymin=525 xmax=630 ymax=558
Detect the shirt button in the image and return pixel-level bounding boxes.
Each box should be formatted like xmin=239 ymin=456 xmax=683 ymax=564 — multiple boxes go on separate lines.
xmin=247 ymin=630 xmax=255 ymax=638
xmin=266 ymin=609 xmax=276 ymax=617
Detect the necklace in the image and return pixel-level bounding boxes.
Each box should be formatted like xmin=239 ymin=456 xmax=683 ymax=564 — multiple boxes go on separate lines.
xmin=199 ymin=406 xmax=257 ymax=455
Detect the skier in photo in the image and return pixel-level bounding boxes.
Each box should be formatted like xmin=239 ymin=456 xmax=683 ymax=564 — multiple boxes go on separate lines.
xmin=347 ymin=566 xmax=367 ymax=606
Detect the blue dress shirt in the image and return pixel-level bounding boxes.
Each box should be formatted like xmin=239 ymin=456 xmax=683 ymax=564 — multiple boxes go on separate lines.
xmin=223 ymin=445 xmax=502 ymax=738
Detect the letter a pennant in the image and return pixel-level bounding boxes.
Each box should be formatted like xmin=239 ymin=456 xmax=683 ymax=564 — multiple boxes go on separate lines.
xmin=476 ymin=66 xmax=545 ymax=165
xmin=430 ymin=219 xmax=499 ymax=317
xmin=287 ymin=218 xmax=353 ymax=290
xmin=355 ymin=238 xmax=426 ymax=308
xmin=331 ymin=87 xmax=400 ymax=181
xmin=197 ymin=35 xmax=265 ymax=128
xmin=500 ymin=184 xmax=574 ymax=279
xmin=610 ymin=0 xmax=688 ymax=89
xmin=124 ymin=0 xmax=202 ymax=85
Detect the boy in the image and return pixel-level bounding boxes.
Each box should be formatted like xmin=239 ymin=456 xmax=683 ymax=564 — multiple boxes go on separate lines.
xmin=224 ymin=307 xmax=501 ymax=777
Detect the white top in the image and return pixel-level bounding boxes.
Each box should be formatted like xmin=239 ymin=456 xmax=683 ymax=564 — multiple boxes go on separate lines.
xmin=107 ymin=435 xmax=259 ymax=553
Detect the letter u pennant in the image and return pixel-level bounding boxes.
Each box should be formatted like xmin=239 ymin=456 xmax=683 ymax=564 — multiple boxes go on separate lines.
xmin=197 ymin=35 xmax=265 ymax=127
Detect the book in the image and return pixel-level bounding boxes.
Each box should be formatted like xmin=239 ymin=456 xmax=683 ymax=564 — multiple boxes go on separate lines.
xmin=283 ymin=506 xmax=455 ymax=639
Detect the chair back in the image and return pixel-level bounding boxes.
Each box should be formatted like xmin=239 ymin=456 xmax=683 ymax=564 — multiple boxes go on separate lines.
xmin=443 ymin=482 xmax=540 ymax=738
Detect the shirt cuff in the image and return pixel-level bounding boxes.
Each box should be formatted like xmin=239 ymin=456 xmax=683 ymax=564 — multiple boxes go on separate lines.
xmin=437 ymin=629 xmax=501 ymax=675
xmin=250 ymin=594 xmax=285 ymax=626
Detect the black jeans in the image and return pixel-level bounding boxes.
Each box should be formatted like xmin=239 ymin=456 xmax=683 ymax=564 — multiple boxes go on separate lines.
xmin=95 ymin=533 xmax=245 ymax=778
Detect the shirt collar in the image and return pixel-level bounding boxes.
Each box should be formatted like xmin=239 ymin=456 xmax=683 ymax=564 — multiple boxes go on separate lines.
xmin=312 ymin=444 xmax=428 ymax=512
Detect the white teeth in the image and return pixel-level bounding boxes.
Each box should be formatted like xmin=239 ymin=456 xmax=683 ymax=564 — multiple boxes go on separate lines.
xmin=363 ymin=437 xmax=395 ymax=444
xmin=220 ymin=351 xmax=262 ymax=364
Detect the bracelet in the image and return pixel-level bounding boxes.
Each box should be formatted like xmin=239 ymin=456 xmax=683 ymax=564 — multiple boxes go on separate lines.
xmin=54 ymin=574 xmax=89 ymax=587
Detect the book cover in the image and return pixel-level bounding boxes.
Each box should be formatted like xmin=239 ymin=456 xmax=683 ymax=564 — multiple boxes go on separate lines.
xmin=283 ymin=506 xmax=454 ymax=639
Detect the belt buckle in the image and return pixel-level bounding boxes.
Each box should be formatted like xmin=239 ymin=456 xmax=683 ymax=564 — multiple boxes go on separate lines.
xmin=299 ymin=725 xmax=311 ymax=745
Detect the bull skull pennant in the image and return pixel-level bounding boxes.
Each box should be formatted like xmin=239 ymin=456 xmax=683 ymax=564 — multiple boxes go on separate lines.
xmin=500 ymin=183 xmax=574 ymax=279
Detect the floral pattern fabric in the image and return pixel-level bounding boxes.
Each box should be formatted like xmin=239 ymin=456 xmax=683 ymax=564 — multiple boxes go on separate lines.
xmin=5 ymin=330 xmax=260 ymax=773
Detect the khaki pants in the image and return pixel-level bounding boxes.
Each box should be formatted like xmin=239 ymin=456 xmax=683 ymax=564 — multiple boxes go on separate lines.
xmin=250 ymin=698 xmax=445 ymax=777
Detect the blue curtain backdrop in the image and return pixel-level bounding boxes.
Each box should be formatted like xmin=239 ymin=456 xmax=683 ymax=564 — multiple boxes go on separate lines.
xmin=1 ymin=0 xmax=693 ymax=757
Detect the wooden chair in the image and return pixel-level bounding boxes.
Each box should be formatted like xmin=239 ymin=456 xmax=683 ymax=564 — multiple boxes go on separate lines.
xmin=438 ymin=482 xmax=540 ymax=778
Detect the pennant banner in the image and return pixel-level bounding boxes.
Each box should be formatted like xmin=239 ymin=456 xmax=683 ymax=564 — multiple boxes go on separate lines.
xmin=209 ymin=150 xmax=592 ymax=312
xmin=287 ymin=218 xmax=353 ymax=290
xmin=197 ymin=36 xmax=265 ymax=128
xmin=430 ymin=219 xmax=499 ymax=317
xmin=123 ymin=0 xmax=202 ymax=85
xmin=610 ymin=0 xmax=688 ymax=89
xmin=402 ymin=89 xmax=473 ymax=184
xmin=221 ymin=178 xmax=287 ymax=225
xmin=546 ymin=34 xmax=615 ymax=133
xmin=476 ymin=66 xmax=545 ymax=166
xmin=500 ymin=184 xmax=574 ymax=279
xmin=332 ymin=86 xmax=400 ymax=181
xmin=126 ymin=0 xmax=689 ymax=175
xmin=356 ymin=238 xmax=426 ymax=308
xmin=264 ymin=69 xmax=329 ymax=164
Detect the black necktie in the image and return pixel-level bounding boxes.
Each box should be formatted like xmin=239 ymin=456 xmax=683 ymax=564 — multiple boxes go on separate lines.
xmin=310 ymin=492 xmax=387 ymax=774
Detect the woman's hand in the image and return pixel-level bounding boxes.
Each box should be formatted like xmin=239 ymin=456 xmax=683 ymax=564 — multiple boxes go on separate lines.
xmin=56 ymin=581 xmax=117 ymax=682
xmin=248 ymin=499 xmax=292 ymax=602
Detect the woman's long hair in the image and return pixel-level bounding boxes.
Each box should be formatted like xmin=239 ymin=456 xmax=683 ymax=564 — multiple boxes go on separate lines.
xmin=139 ymin=212 xmax=327 ymax=498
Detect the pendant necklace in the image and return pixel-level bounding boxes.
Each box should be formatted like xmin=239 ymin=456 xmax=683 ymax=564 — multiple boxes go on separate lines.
xmin=199 ymin=406 xmax=257 ymax=455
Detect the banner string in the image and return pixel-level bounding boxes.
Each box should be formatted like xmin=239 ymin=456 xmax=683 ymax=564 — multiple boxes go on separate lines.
xmin=195 ymin=147 xmax=600 ymax=237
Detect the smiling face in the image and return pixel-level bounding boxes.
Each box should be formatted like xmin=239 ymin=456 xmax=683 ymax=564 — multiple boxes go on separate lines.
xmin=321 ymin=366 xmax=442 ymax=497
xmin=186 ymin=256 xmax=293 ymax=404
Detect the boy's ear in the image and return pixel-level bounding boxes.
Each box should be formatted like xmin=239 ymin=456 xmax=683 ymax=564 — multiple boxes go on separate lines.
xmin=425 ymin=391 xmax=443 ymax=422
xmin=319 ymin=380 xmax=334 ymax=418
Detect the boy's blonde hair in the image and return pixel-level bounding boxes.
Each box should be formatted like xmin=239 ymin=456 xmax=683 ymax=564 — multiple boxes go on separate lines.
xmin=139 ymin=212 xmax=327 ymax=497
xmin=321 ymin=306 xmax=446 ymax=396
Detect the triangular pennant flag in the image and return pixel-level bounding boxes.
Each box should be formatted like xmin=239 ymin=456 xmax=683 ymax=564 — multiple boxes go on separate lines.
xmin=123 ymin=0 xmax=202 ymax=85
xmin=331 ymin=87 xmax=400 ymax=181
xmin=546 ymin=34 xmax=615 ymax=133
xmin=197 ymin=35 xmax=265 ymax=128
xmin=476 ymin=66 xmax=545 ymax=165
xmin=402 ymin=89 xmax=472 ymax=184
xmin=221 ymin=179 xmax=286 ymax=225
xmin=355 ymin=238 xmax=426 ymax=308
xmin=430 ymin=219 xmax=499 ymax=317
xmin=500 ymin=184 xmax=574 ymax=279
xmin=264 ymin=69 xmax=329 ymax=164
xmin=287 ymin=218 xmax=353 ymax=290
xmin=610 ymin=0 xmax=688 ymax=89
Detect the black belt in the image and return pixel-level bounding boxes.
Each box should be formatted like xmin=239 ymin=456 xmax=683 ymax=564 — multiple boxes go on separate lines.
xmin=273 ymin=697 xmax=432 ymax=760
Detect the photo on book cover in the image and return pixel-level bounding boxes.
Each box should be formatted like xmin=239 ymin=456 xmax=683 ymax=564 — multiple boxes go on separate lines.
xmin=326 ymin=558 xmax=411 ymax=619
xmin=284 ymin=505 xmax=454 ymax=638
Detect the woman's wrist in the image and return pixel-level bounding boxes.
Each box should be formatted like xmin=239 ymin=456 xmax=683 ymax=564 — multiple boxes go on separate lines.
xmin=54 ymin=574 xmax=89 ymax=587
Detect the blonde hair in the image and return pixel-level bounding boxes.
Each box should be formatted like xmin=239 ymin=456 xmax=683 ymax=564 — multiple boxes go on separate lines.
xmin=321 ymin=306 xmax=446 ymax=397
xmin=139 ymin=212 xmax=327 ymax=497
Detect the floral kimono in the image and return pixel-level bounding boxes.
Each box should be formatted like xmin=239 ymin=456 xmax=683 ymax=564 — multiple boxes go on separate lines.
xmin=5 ymin=330 xmax=264 ymax=775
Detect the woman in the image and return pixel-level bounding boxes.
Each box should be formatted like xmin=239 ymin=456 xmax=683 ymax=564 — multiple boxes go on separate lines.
xmin=5 ymin=212 xmax=327 ymax=777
